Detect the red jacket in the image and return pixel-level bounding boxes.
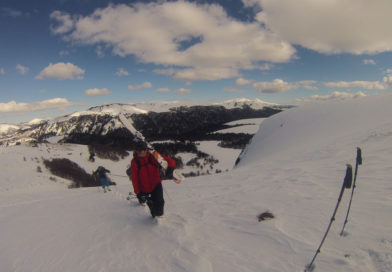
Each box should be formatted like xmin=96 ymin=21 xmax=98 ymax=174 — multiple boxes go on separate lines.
xmin=130 ymin=152 xmax=176 ymax=194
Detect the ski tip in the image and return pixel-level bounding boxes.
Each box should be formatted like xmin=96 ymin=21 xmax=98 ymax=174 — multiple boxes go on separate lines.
xmin=173 ymin=169 xmax=184 ymax=182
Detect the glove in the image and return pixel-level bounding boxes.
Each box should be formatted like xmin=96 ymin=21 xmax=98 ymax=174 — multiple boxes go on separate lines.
xmin=137 ymin=193 xmax=148 ymax=204
xmin=126 ymin=167 xmax=131 ymax=177
xmin=166 ymin=166 xmax=174 ymax=179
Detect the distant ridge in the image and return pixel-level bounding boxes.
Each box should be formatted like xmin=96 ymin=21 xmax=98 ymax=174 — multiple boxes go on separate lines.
xmin=2 ymin=98 xmax=281 ymax=127
xmin=0 ymin=98 xmax=284 ymax=146
xmin=213 ymin=98 xmax=278 ymax=109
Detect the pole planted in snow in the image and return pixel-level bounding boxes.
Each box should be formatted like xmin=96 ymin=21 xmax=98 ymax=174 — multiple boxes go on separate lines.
xmin=305 ymin=164 xmax=353 ymax=272
xmin=340 ymin=147 xmax=362 ymax=236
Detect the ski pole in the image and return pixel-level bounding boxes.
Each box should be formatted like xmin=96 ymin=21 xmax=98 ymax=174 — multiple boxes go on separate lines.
xmin=305 ymin=164 xmax=353 ymax=272
xmin=340 ymin=147 xmax=362 ymax=236
xmin=163 ymin=185 xmax=172 ymax=201
xmin=109 ymin=173 xmax=129 ymax=178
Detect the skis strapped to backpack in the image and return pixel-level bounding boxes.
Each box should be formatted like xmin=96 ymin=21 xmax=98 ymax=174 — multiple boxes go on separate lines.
xmin=118 ymin=113 xmax=183 ymax=184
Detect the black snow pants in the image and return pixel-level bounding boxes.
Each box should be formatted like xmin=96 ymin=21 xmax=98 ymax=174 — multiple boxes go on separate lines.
xmin=147 ymin=183 xmax=165 ymax=217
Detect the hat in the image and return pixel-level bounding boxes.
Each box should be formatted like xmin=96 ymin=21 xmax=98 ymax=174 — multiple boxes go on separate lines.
xmin=134 ymin=141 xmax=148 ymax=151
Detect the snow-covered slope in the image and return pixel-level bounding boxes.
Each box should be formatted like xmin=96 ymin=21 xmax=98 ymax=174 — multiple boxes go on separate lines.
xmin=213 ymin=98 xmax=278 ymax=109
xmin=1 ymin=94 xmax=391 ymax=272
xmin=0 ymin=124 xmax=19 ymax=135
xmin=81 ymin=98 xmax=278 ymax=116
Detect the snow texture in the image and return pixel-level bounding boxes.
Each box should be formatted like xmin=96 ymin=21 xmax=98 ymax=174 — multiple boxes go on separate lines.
xmin=1 ymin=93 xmax=392 ymax=272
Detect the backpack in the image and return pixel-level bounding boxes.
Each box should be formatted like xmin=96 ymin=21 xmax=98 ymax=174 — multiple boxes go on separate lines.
xmin=135 ymin=153 xmax=160 ymax=170
xmin=92 ymin=170 xmax=99 ymax=182
xmin=127 ymin=153 xmax=161 ymax=177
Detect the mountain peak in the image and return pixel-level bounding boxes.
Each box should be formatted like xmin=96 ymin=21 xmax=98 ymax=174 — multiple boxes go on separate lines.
xmin=213 ymin=98 xmax=278 ymax=109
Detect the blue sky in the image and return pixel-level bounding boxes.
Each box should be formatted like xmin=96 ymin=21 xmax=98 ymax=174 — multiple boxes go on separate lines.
xmin=1 ymin=0 xmax=391 ymax=124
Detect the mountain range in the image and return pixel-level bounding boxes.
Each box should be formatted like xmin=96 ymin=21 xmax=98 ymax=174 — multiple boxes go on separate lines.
xmin=0 ymin=98 xmax=287 ymax=147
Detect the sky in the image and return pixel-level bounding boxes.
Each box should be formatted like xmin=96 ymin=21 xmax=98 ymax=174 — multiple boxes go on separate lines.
xmin=1 ymin=0 xmax=392 ymax=124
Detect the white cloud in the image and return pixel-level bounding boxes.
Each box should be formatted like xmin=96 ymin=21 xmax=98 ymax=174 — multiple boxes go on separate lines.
xmin=16 ymin=64 xmax=29 ymax=75
xmin=242 ymin=0 xmax=262 ymax=9
xmin=236 ymin=77 xmax=253 ymax=86
xmin=155 ymin=87 xmax=191 ymax=94
xmin=173 ymin=67 xmax=240 ymax=81
xmin=247 ymin=0 xmax=392 ymax=54
xmin=95 ymin=45 xmax=105 ymax=58
xmin=85 ymin=88 xmax=111 ymax=96
xmin=173 ymin=88 xmax=191 ymax=94
xmin=153 ymin=68 xmax=176 ymax=76
xmin=299 ymin=91 xmax=367 ymax=102
xmin=50 ymin=2 xmax=295 ymax=81
xmin=0 ymin=68 xmax=4 ymax=75
xmin=383 ymin=75 xmax=392 ymax=89
xmin=364 ymin=59 xmax=376 ymax=65
xmin=325 ymin=80 xmax=385 ymax=90
xmin=36 ymin=62 xmax=85 ymax=80
xmin=0 ymin=98 xmax=79 ymax=113
xmin=1 ymin=7 xmax=23 ymax=17
xmin=253 ymin=79 xmax=317 ymax=93
xmin=155 ymin=88 xmax=171 ymax=93
xmin=223 ymin=87 xmax=248 ymax=93
xmin=59 ymin=50 xmax=70 ymax=57
xmin=50 ymin=11 xmax=75 ymax=34
xmin=116 ymin=68 xmax=129 ymax=77
xmin=128 ymin=82 xmax=152 ymax=90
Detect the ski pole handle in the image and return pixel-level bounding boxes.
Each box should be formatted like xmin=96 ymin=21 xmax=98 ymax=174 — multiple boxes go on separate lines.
xmin=344 ymin=164 xmax=353 ymax=189
xmin=356 ymin=147 xmax=362 ymax=166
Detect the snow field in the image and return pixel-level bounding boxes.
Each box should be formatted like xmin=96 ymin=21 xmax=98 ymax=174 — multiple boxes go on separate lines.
xmin=1 ymin=93 xmax=392 ymax=271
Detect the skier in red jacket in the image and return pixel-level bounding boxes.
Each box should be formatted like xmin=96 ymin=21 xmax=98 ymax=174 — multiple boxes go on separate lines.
xmin=130 ymin=141 xmax=176 ymax=218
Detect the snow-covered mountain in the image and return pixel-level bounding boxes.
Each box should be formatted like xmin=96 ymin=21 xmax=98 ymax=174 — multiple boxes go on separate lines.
xmin=0 ymin=124 xmax=19 ymax=135
xmin=1 ymin=93 xmax=391 ymax=271
xmin=213 ymin=98 xmax=279 ymax=109
xmin=0 ymin=98 xmax=282 ymax=147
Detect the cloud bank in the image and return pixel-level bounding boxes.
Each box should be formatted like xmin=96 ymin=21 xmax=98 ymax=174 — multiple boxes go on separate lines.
xmin=253 ymin=79 xmax=317 ymax=93
xmin=155 ymin=87 xmax=191 ymax=94
xmin=0 ymin=98 xmax=79 ymax=113
xmin=50 ymin=1 xmax=295 ymax=81
xmin=298 ymin=91 xmax=367 ymax=102
xmin=245 ymin=0 xmax=392 ymax=54
xmin=49 ymin=0 xmax=392 ymax=84
xmin=324 ymin=81 xmax=385 ymax=90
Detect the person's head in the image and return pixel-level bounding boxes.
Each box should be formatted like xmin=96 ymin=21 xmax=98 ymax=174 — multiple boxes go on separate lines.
xmin=134 ymin=141 xmax=148 ymax=157
xmin=136 ymin=149 xmax=148 ymax=157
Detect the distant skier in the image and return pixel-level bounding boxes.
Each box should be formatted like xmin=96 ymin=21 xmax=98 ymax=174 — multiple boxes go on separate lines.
xmin=129 ymin=141 xmax=176 ymax=219
xmin=88 ymin=151 xmax=95 ymax=162
xmin=94 ymin=166 xmax=111 ymax=192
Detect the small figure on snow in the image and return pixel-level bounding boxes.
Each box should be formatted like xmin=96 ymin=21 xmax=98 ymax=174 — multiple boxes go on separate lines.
xmin=94 ymin=166 xmax=111 ymax=192
xmin=129 ymin=141 xmax=176 ymax=219
xmin=88 ymin=151 xmax=95 ymax=162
